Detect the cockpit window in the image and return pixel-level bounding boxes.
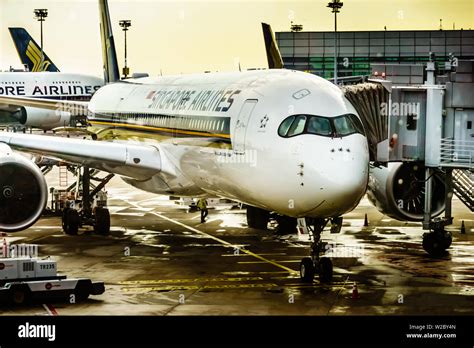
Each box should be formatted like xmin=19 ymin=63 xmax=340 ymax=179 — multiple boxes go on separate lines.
xmin=349 ymin=114 xmax=365 ymax=135
xmin=278 ymin=116 xmax=295 ymax=137
xmin=333 ymin=116 xmax=356 ymax=136
xmin=278 ymin=113 xmax=365 ymax=138
xmin=307 ymin=116 xmax=332 ymax=136
xmin=286 ymin=115 xmax=307 ymax=137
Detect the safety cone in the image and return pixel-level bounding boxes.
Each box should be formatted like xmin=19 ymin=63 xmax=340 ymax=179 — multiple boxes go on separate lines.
xmin=351 ymin=282 xmax=360 ymax=299
xmin=364 ymin=214 xmax=369 ymax=227
xmin=461 ymin=221 xmax=466 ymax=234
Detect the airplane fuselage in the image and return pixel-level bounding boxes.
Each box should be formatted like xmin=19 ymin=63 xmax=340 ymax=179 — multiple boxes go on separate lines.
xmin=0 ymin=72 xmax=102 ymax=100
xmin=88 ymin=69 xmax=369 ymax=218
xmin=0 ymin=72 xmax=103 ymax=129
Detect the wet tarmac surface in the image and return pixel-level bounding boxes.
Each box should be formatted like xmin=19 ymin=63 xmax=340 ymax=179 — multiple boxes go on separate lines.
xmin=1 ymin=172 xmax=473 ymax=316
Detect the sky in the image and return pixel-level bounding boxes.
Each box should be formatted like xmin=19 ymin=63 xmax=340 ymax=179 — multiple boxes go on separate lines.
xmin=0 ymin=0 xmax=473 ymax=77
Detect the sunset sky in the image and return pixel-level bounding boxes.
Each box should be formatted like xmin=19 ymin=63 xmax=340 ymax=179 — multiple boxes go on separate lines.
xmin=1 ymin=0 xmax=473 ymax=77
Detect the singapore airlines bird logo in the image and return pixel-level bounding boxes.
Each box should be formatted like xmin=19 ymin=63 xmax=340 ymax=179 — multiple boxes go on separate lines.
xmin=26 ymin=40 xmax=51 ymax=72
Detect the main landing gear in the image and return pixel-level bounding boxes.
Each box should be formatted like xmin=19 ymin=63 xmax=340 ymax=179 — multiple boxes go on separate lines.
xmin=61 ymin=166 xmax=114 ymax=236
xmin=299 ymin=217 xmax=342 ymax=284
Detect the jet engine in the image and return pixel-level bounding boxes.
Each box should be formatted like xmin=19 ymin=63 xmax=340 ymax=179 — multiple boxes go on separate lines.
xmin=14 ymin=106 xmax=71 ymax=130
xmin=0 ymin=144 xmax=48 ymax=232
xmin=367 ymin=162 xmax=445 ymax=221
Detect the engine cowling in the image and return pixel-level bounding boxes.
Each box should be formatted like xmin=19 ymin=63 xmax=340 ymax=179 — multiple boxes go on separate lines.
xmin=0 ymin=144 xmax=48 ymax=232
xmin=367 ymin=162 xmax=445 ymax=221
xmin=14 ymin=106 xmax=71 ymax=130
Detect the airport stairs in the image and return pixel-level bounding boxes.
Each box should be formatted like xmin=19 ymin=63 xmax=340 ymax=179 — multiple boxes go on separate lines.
xmin=453 ymin=169 xmax=474 ymax=212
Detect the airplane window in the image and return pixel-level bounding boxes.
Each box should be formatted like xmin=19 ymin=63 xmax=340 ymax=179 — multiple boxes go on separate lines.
xmin=286 ymin=115 xmax=307 ymax=137
xmin=333 ymin=116 xmax=356 ymax=136
xmin=349 ymin=115 xmax=365 ymax=135
xmin=278 ymin=116 xmax=295 ymax=137
xmin=333 ymin=115 xmax=365 ymax=137
xmin=307 ymin=116 xmax=332 ymax=136
xmin=278 ymin=113 xmax=364 ymax=138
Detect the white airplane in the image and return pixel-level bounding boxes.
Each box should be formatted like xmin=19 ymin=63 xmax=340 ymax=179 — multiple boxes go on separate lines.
xmin=0 ymin=72 xmax=102 ymax=129
xmin=0 ymin=68 xmax=370 ymax=282
xmin=0 ymin=28 xmax=103 ymax=129
xmin=0 ymin=0 xmax=371 ymax=285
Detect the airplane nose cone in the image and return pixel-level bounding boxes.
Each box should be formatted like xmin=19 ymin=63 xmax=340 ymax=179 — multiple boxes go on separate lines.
xmin=305 ymin=136 xmax=369 ymax=217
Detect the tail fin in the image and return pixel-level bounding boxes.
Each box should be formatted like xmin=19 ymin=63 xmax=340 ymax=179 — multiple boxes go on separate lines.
xmin=8 ymin=27 xmax=60 ymax=72
xmin=99 ymin=0 xmax=120 ymax=83
xmin=261 ymin=23 xmax=284 ymax=69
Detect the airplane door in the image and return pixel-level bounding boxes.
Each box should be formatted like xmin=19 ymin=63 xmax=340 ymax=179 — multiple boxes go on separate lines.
xmin=233 ymin=99 xmax=257 ymax=154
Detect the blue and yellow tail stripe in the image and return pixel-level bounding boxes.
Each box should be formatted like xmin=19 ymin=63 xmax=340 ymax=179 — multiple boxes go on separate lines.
xmin=8 ymin=27 xmax=59 ymax=72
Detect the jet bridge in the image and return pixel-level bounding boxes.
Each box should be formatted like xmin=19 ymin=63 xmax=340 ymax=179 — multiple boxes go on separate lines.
xmin=344 ymin=58 xmax=473 ymax=257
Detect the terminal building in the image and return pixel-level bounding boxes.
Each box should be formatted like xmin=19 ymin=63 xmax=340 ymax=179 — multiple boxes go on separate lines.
xmin=275 ymin=29 xmax=474 ymax=79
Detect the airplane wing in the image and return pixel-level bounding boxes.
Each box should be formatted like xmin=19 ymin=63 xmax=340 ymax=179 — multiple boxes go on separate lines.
xmin=0 ymin=132 xmax=167 ymax=181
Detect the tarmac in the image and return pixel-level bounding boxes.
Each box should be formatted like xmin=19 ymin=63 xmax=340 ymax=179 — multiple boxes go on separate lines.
xmin=1 ymin=168 xmax=473 ymax=316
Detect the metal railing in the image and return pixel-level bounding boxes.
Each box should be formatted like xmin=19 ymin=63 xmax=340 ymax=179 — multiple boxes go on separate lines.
xmin=439 ymin=138 xmax=474 ymax=169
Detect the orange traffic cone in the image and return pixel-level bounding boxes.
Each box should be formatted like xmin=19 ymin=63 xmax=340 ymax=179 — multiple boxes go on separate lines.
xmin=364 ymin=214 xmax=369 ymax=227
xmin=351 ymin=282 xmax=359 ymax=299
xmin=461 ymin=221 xmax=466 ymax=234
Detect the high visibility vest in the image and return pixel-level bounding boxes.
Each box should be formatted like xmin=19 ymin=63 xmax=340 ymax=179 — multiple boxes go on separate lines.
xmin=197 ymin=199 xmax=207 ymax=209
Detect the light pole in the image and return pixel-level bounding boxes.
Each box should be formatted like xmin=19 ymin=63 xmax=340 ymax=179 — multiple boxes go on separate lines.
xmin=327 ymin=0 xmax=343 ymax=84
xmin=119 ymin=20 xmax=131 ymax=78
xmin=34 ymin=8 xmax=48 ymax=70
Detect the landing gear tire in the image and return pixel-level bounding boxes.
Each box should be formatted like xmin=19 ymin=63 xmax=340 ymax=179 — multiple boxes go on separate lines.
xmin=300 ymin=257 xmax=315 ymax=283
xmin=63 ymin=209 xmax=80 ymax=235
xmin=94 ymin=208 xmax=110 ymax=235
xmin=246 ymin=206 xmax=269 ymax=230
xmin=276 ymin=216 xmax=297 ymax=234
xmin=441 ymin=231 xmax=452 ymax=249
xmin=318 ymin=257 xmax=333 ymax=283
xmin=422 ymin=229 xmax=451 ymax=257
xmin=62 ymin=208 xmax=70 ymax=233
xmin=299 ymin=218 xmax=334 ymax=284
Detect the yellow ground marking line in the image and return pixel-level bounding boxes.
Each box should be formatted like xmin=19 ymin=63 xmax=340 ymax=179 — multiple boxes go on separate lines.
xmin=122 ymin=283 xmax=279 ymax=293
xmin=221 ymin=271 xmax=289 ymax=275
xmin=119 ymin=277 xmax=263 ymax=285
xmin=124 ymin=200 xmax=298 ymax=275
xmin=221 ymin=252 xmax=287 ymax=257
xmin=238 ymin=260 xmax=302 ymax=264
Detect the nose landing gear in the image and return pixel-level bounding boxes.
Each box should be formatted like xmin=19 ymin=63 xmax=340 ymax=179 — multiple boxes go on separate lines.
xmin=422 ymin=228 xmax=452 ymax=257
xmin=298 ymin=217 xmax=341 ymax=283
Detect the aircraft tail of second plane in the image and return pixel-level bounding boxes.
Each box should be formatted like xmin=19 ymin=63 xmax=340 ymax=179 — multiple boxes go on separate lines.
xmin=8 ymin=27 xmax=60 ymax=72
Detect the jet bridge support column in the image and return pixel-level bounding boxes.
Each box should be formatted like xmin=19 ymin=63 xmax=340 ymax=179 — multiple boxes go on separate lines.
xmin=423 ymin=168 xmax=432 ymax=229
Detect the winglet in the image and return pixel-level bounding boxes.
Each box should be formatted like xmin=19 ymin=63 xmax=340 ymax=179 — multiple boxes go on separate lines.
xmin=99 ymin=0 xmax=120 ymax=83
xmin=8 ymin=27 xmax=60 ymax=72
xmin=261 ymin=23 xmax=284 ymax=69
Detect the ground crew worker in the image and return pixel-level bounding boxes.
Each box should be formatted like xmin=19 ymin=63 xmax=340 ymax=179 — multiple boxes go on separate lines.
xmin=197 ymin=198 xmax=208 ymax=223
